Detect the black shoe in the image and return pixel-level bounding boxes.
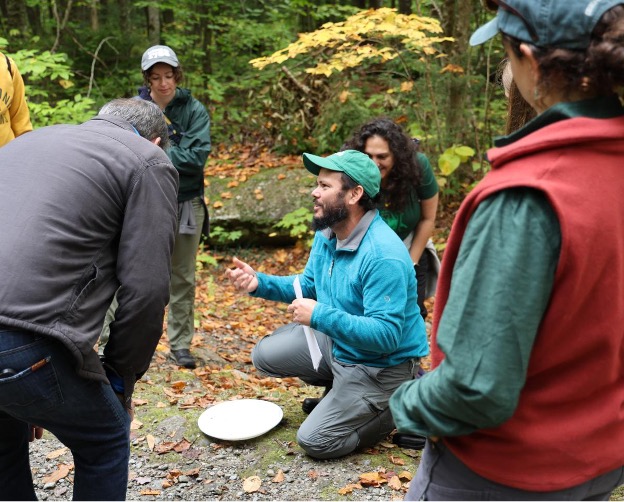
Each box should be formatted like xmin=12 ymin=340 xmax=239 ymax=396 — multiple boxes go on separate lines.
xmin=302 ymin=385 xmax=331 ymax=414
xmin=392 ymin=433 xmax=427 ymax=450
xmin=302 ymin=397 xmax=321 ymax=414
xmin=171 ymin=349 xmax=196 ymax=369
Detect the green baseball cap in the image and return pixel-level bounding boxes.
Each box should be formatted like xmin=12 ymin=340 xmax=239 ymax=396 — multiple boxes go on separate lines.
xmin=302 ymin=150 xmax=380 ymax=198
xmin=470 ymin=0 xmax=624 ymax=49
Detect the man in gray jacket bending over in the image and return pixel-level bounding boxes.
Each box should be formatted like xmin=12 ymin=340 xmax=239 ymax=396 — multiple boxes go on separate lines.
xmin=0 ymin=98 xmax=179 ymax=501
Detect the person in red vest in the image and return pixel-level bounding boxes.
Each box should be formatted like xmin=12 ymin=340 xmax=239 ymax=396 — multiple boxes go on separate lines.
xmin=390 ymin=0 xmax=624 ymax=500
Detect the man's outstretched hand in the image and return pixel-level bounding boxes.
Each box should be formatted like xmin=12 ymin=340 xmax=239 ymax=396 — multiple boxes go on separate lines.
xmin=226 ymin=257 xmax=259 ymax=293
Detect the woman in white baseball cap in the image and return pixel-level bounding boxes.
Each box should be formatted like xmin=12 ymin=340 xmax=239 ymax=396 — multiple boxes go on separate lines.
xmin=138 ymin=45 xmax=212 ymax=370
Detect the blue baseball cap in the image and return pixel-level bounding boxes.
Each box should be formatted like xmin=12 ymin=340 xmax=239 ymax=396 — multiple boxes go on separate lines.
xmin=302 ymin=150 xmax=381 ymax=198
xmin=470 ymin=0 xmax=624 ymax=49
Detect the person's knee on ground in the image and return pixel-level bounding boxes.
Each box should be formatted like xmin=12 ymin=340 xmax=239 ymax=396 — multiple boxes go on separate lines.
xmin=296 ymin=407 xmax=395 ymax=460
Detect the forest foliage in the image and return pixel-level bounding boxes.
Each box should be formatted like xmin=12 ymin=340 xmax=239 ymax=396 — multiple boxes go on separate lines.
xmin=1 ymin=0 xmax=510 ymax=196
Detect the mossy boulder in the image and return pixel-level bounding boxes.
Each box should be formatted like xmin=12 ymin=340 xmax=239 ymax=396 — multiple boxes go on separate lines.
xmin=205 ymin=164 xmax=315 ymax=247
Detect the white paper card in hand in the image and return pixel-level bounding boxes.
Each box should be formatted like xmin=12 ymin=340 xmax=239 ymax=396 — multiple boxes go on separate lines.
xmin=293 ymin=275 xmax=323 ymax=371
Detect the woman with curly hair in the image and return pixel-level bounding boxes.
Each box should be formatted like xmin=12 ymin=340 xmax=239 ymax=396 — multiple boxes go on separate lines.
xmin=344 ymin=118 xmax=439 ymax=320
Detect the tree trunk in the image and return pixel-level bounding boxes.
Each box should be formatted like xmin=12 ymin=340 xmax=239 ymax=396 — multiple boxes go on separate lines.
xmin=198 ymin=3 xmax=212 ymax=76
xmin=115 ymin=0 xmax=129 ymax=33
xmin=398 ymin=0 xmax=412 ymax=14
xmin=440 ymin=0 xmax=475 ymax=145
xmin=146 ymin=5 xmax=160 ymax=45
xmin=26 ymin=4 xmax=43 ymax=36
xmin=4 ymin=0 xmax=29 ymax=39
xmin=162 ymin=8 xmax=174 ymax=26
xmin=91 ymin=0 xmax=99 ymax=31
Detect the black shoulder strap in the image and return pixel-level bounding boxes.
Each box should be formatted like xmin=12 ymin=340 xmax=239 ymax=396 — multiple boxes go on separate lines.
xmin=5 ymin=54 xmax=12 ymax=77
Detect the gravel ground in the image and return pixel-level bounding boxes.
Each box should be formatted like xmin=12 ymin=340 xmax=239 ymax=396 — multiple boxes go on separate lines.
xmin=27 ymin=343 xmax=419 ymax=501
xmin=29 ymin=417 xmax=417 ymax=501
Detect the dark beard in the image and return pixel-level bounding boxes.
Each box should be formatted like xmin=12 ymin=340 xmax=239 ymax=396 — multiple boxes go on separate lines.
xmin=311 ymin=198 xmax=348 ymax=231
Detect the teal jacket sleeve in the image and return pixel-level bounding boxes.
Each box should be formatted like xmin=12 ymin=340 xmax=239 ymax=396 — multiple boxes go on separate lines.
xmin=389 ymin=188 xmax=560 ymax=437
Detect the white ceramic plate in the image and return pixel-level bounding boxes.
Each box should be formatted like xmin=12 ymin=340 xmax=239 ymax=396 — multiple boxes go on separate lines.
xmin=197 ymin=399 xmax=283 ymax=441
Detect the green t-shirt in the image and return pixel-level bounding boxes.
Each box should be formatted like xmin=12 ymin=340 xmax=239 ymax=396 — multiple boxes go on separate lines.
xmin=379 ymin=152 xmax=439 ymax=240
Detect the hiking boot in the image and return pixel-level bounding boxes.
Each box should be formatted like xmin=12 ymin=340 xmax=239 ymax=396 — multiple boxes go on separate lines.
xmin=170 ymin=349 xmax=196 ymax=369
xmin=302 ymin=385 xmax=331 ymax=414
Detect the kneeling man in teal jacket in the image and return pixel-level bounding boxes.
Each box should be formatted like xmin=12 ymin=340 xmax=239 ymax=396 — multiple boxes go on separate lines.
xmin=227 ymin=149 xmax=428 ymax=459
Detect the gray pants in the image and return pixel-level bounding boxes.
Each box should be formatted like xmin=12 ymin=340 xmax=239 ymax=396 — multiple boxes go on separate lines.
xmin=408 ymin=440 xmax=624 ymax=501
xmin=251 ymin=323 xmax=418 ymax=459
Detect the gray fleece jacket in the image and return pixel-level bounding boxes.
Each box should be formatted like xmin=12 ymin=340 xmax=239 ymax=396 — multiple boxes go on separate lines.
xmin=0 ymin=115 xmax=178 ymax=405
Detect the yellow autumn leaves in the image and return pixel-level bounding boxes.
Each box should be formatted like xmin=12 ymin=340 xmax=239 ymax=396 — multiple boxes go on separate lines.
xmin=250 ymin=8 xmax=453 ymax=77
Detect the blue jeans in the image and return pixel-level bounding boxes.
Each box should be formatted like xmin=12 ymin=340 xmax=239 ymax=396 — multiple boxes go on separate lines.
xmin=0 ymin=329 xmax=130 ymax=500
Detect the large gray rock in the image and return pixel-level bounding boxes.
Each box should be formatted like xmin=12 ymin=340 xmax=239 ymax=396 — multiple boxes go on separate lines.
xmin=205 ymin=165 xmax=315 ymax=246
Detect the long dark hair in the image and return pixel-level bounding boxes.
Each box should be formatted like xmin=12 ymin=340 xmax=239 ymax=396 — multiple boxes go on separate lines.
xmin=343 ymin=118 xmax=421 ymax=212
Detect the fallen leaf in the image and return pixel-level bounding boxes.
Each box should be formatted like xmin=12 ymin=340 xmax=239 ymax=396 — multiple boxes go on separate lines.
xmin=170 ymin=381 xmax=187 ymax=391
xmin=213 ymin=201 xmax=223 ymax=208
xmin=46 ymin=447 xmax=69 ymax=460
xmin=359 ymin=471 xmax=387 ymax=487
xmin=43 ymin=464 xmax=71 ymax=484
xmin=133 ymin=399 xmax=149 ymax=406
xmin=388 ymin=475 xmax=402 ymax=490
xmin=308 ymin=469 xmax=319 ymax=480
xmin=130 ymin=419 xmax=143 ymax=430
xmin=271 ymin=469 xmax=285 ymax=483
xmin=140 ymin=489 xmax=161 ymax=496
xmin=154 ymin=441 xmax=177 ymax=454
xmin=338 ymin=483 xmax=362 ymax=495
xmin=167 ymin=469 xmax=182 ymax=479
xmin=398 ymin=470 xmax=413 ymax=481
xmin=243 ymin=475 xmax=262 ymax=493
xmin=277 ymin=173 xmax=286 ymax=180
xmin=146 ymin=434 xmax=155 ymax=451
xmin=162 ymin=480 xmax=173 ymax=489
xmin=173 ymin=439 xmax=191 ymax=453
xmin=389 ymin=454 xmax=406 ymax=466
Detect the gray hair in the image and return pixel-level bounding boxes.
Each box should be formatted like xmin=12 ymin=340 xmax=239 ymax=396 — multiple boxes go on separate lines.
xmin=98 ymin=98 xmax=169 ymax=150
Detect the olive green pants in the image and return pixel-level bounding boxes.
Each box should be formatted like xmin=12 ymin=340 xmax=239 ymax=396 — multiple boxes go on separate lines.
xmin=99 ymin=197 xmax=205 ymax=354
xmin=167 ymin=197 xmax=205 ymax=351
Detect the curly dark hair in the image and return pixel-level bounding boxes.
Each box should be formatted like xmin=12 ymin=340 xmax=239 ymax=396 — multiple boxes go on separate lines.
xmin=342 ymin=118 xmax=421 ymax=212
xmin=502 ymin=5 xmax=624 ymax=100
